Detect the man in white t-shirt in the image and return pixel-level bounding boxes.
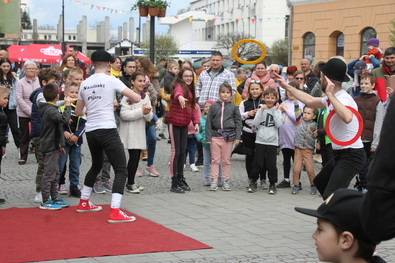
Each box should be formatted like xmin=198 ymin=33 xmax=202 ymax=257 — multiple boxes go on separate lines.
xmin=75 ymin=50 xmax=141 ymax=223
xmin=275 ymin=57 xmax=365 ymax=199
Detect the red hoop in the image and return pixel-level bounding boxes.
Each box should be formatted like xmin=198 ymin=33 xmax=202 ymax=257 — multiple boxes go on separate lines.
xmin=325 ymin=106 xmax=364 ymax=146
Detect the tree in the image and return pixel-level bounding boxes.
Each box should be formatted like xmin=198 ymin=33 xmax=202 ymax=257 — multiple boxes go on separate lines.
xmin=269 ymin=39 xmax=288 ymax=66
xmin=38 ymin=24 xmax=55 ymax=30
xmin=177 ymin=5 xmax=191 ymax=15
xmin=216 ymin=32 xmax=267 ymax=64
xmin=21 ymin=10 xmax=32 ymax=29
xmin=389 ymin=20 xmax=395 ymax=47
xmin=140 ymin=34 xmax=179 ymax=63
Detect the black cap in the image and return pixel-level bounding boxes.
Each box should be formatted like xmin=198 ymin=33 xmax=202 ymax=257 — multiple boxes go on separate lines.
xmin=295 ymin=188 xmax=378 ymax=245
xmin=319 ymin=58 xmax=350 ymax=82
xmin=91 ymin=50 xmax=112 ymax=62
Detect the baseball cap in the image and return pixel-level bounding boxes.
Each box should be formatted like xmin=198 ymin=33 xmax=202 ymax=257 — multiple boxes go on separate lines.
xmin=295 ymin=188 xmax=378 ymax=245
xmin=354 ymin=61 xmax=367 ymax=75
xmin=91 ymin=50 xmax=112 ymax=62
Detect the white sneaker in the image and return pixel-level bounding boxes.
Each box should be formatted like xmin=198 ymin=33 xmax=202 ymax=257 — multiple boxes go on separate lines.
xmin=126 ymin=184 xmax=140 ymax=194
xmin=190 ymin=164 xmax=199 ymax=172
xmin=57 ymin=184 xmax=68 ymax=195
xmin=183 ymin=164 xmax=186 ymax=170
xmin=34 ymin=192 xmax=42 ymax=203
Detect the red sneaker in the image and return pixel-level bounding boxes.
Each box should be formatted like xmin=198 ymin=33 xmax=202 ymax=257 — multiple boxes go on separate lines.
xmin=108 ymin=208 xmax=136 ymax=223
xmin=76 ymin=199 xmax=102 ymax=213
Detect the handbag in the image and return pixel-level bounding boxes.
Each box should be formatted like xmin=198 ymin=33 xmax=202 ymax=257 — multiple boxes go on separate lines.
xmin=217 ymin=129 xmax=236 ymax=142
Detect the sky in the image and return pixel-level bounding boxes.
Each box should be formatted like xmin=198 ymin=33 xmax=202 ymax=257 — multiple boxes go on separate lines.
xmin=21 ymin=0 xmax=191 ymax=39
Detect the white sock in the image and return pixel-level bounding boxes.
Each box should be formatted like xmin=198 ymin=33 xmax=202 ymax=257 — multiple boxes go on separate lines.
xmin=110 ymin=193 xmax=123 ymax=209
xmin=80 ymin=185 xmax=92 ymax=200
xmin=284 ymin=178 xmax=290 ymax=182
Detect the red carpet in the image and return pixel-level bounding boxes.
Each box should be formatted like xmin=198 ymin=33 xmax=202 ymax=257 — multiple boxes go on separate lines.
xmin=0 ymin=205 xmax=212 ymax=263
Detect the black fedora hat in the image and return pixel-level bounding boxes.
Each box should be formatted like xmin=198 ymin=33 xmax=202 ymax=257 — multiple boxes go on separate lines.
xmin=318 ymin=57 xmax=350 ymax=82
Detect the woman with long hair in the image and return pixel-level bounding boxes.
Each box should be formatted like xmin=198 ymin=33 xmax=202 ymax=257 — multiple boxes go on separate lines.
xmin=0 ymin=58 xmax=20 ymax=160
xmin=59 ymin=54 xmax=78 ymax=72
xmin=136 ymin=57 xmax=160 ymax=177
xmin=166 ymin=67 xmax=200 ymax=193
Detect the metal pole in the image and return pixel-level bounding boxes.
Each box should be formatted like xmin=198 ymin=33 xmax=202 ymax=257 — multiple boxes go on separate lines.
xmin=149 ymin=0 xmax=155 ymax=63
xmin=62 ymin=0 xmax=66 ymax=55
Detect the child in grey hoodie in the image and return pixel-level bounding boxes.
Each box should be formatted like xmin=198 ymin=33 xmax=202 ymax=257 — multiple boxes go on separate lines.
xmin=291 ymin=106 xmax=317 ymax=195
xmin=249 ymin=88 xmax=282 ymax=194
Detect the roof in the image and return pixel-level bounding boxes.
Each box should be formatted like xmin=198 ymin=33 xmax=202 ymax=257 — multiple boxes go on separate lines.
xmin=158 ymin=11 xmax=217 ymax=25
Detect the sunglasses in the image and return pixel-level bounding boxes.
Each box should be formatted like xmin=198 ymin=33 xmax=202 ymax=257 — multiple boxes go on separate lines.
xmin=250 ymin=80 xmax=261 ymax=83
xmin=295 ymin=77 xmax=304 ymax=80
xmin=270 ymin=70 xmax=279 ymax=73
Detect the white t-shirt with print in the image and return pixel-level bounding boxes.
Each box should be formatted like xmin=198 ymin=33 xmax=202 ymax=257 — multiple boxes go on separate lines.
xmin=78 ymin=73 xmax=126 ymax=132
xmin=321 ymin=89 xmax=363 ymax=150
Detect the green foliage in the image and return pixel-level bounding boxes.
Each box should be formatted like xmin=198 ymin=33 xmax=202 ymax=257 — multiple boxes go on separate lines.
xmin=389 ymin=19 xmax=395 ymax=47
xmin=140 ymin=34 xmax=179 ymax=63
xmin=132 ymin=0 xmax=170 ymax=11
xmin=131 ymin=0 xmax=148 ymax=11
xmin=269 ymin=39 xmax=288 ymax=66
xmin=21 ymin=10 xmax=32 ymax=30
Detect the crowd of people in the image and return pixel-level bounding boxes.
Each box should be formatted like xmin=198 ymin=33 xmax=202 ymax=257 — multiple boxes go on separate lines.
xmin=0 ymin=39 xmax=394 ymax=229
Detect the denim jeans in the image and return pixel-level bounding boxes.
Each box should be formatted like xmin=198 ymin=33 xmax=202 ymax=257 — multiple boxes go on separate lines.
xmin=203 ymin=147 xmax=222 ymax=181
xmin=314 ymin=147 xmax=365 ymax=200
xmin=58 ymin=143 xmax=81 ymax=187
xmin=185 ymin=136 xmax=197 ymax=165
xmin=85 ymin=129 xmax=127 ymax=194
xmin=146 ymin=124 xmax=157 ymax=167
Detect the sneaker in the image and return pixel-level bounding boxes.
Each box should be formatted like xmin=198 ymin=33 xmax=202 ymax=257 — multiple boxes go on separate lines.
xmin=102 ymin=181 xmax=113 ymax=192
xmin=57 ymin=184 xmax=68 ymax=195
xmin=247 ymin=181 xmax=257 ymax=193
xmin=314 ymin=156 xmax=322 ymax=164
xmin=361 ymin=188 xmax=368 ymax=194
xmin=51 ymin=197 xmax=70 ymax=207
xmin=218 ymin=178 xmax=224 ymax=187
xmin=195 ymin=160 xmax=203 ymax=167
xmin=0 ymin=198 xmax=5 ymax=204
xmin=190 ymin=164 xmax=199 ymax=172
xmin=144 ymin=165 xmax=160 ymax=177
xmin=292 ymin=185 xmax=300 ymax=195
xmin=126 ymin=184 xmax=140 ymax=194
xmin=108 ymin=208 xmax=136 ymax=223
xmin=222 ymin=180 xmax=231 ymax=191
xmin=76 ymin=199 xmax=102 ymax=212
xmin=209 ymin=180 xmax=218 ymax=191
xmin=141 ymin=150 xmax=148 ymax=161
xmin=268 ymin=184 xmax=277 ymax=195
xmin=203 ymin=178 xmax=211 ymax=186
xmin=261 ymin=179 xmax=269 ymax=190
xmin=69 ymin=186 xmax=81 ymax=198
xmin=93 ymin=182 xmax=106 ymax=194
xmin=34 ymin=192 xmax=42 ymax=203
xmin=136 ymin=168 xmax=143 ymax=177
xmin=277 ymin=179 xmax=291 ymax=188
xmin=158 ymin=133 xmax=166 ymax=139
xmin=40 ymin=199 xmax=62 ymax=210
xmin=310 ymin=185 xmax=317 ymax=195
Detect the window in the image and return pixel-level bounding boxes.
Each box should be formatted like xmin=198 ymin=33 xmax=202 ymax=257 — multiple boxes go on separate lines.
xmin=48 ymin=35 xmax=52 ymax=40
xmin=336 ymin=33 xmax=344 ymax=56
xmin=73 ymin=36 xmax=76 ymax=40
xmin=303 ymin=32 xmax=315 ymax=63
xmin=68 ymin=35 xmax=71 ymax=40
xmin=361 ymin=27 xmax=377 ymax=56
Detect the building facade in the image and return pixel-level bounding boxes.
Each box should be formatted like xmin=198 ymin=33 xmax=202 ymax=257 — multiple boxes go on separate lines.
xmin=290 ymin=0 xmax=394 ymax=65
xmin=159 ymin=0 xmax=290 ymax=57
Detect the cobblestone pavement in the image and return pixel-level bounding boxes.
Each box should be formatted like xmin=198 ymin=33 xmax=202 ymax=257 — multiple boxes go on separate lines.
xmin=1 ymin=135 xmax=394 ymax=263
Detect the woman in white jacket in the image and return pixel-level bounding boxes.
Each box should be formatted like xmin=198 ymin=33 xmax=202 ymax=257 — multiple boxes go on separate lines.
xmin=119 ymin=71 xmax=153 ymax=194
